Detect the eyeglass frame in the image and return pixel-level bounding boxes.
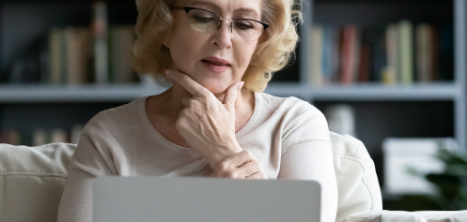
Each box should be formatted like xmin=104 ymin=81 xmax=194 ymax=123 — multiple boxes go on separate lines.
xmin=170 ymin=6 xmax=270 ymax=36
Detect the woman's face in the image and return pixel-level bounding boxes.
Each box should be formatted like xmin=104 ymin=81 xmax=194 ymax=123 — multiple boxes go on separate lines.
xmin=165 ymin=0 xmax=263 ymax=94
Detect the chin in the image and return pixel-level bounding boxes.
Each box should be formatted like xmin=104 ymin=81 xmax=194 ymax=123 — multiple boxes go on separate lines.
xmin=199 ymin=81 xmax=231 ymax=95
xmin=203 ymin=85 xmax=228 ymax=95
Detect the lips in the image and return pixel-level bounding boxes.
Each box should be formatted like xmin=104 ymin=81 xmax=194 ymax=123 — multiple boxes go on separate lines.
xmin=201 ymin=58 xmax=231 ymax=73
xmin=202 ymin=57 xmax=231 ymax=66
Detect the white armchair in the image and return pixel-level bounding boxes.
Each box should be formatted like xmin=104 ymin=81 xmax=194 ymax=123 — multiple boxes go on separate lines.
xmin=0 ymin=132 xmax=384 ymax=222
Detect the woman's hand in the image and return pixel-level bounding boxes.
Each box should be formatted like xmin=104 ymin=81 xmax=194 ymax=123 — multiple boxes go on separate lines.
xmin=164 ymin=69 xmax=244 ymax=169
xmin=204 ymin=150 xmax=266 ymax=179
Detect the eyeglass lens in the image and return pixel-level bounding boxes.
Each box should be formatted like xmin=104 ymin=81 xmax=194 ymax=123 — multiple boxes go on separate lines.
xmin=186 ymin=8 xmax=265 ymax=41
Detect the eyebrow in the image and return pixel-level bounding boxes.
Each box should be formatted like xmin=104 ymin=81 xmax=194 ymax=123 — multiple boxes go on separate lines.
xmin=190 ymin=1 xmax=260 ymax=19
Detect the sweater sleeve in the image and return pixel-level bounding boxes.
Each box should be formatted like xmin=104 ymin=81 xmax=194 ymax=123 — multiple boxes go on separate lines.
xmin=57 ymin=113 xmax=117 ymax=222
xmin=278 ymin=105 xmax=338 ymax=222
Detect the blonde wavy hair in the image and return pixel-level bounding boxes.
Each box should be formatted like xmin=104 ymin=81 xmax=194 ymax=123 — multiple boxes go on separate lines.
xmin=132 ymin=0 xmax=302 ymax=92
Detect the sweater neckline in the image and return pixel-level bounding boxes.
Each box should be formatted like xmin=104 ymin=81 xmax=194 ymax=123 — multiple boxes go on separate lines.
xmin=138 ymin=91 xmax=259 ymax=157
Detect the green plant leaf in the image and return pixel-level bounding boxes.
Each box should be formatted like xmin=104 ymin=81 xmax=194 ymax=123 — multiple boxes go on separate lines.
xmin=426 ymin=174 xmax=461 ymax=198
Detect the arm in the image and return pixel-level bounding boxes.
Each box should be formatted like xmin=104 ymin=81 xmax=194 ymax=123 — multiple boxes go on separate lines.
xmin=204 ymin=150 xmax=266 ymax=179
xmin=57 ymin=169 xmax=95 ymax=222
xmin=278 ymin=108 xmax=338 ymax=222
xmin=57 ymin=118 xmax=116 ymax=222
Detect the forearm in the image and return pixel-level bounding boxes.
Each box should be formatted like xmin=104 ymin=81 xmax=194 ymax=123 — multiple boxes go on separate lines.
xmin=58 ymin=168 xmax=95 ymax=222
xmin=204 ymin=138 xmax=243 ymax=169
xmin=278 ymin=140 xmax=338 ymax=222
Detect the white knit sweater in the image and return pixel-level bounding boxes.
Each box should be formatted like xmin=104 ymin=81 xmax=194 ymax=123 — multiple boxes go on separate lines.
xmin=57 ymin=92 xmax=338 ymax=222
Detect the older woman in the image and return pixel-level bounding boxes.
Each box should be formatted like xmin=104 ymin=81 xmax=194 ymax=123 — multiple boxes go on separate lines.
xmin=57 ymin=0 xmax=338 ymax=221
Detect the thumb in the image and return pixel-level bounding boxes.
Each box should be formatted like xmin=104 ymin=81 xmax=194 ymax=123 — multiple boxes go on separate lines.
xmin=224 ymin=81 xmax=244 ymax=107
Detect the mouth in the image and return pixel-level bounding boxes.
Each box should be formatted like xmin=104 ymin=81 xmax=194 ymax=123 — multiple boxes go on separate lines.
xmin=201 ymin=57 xmax=231 ymax=73
xmin=201 ymin=57 xmax=231 ymax=66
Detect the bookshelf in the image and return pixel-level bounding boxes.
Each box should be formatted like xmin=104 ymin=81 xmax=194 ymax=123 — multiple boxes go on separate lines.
xmin=302 ymin=0 xmax=466 ymax=210
xmin=0 ymin=0 xmax=466 ymax=210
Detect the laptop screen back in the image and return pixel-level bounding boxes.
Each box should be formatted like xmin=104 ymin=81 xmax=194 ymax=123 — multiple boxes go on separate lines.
xmin=93 ymin=177 xmax=321 ymax=222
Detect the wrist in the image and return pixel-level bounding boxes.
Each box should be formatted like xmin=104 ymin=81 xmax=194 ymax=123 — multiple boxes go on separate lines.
xmin=208 ymin=139 xmax=242 ymax=169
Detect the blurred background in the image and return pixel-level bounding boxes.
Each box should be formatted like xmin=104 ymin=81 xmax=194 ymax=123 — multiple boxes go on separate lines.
xmin=0 ymin=0 xmax=466 ymax=212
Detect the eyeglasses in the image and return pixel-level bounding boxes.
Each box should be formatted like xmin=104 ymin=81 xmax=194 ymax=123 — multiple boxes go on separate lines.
xmin=170 ymin=6 xmax=270 ymax=41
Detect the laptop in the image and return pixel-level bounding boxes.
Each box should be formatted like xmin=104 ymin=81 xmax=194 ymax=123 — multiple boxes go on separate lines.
xmin=93 ymin=177 xmax=321 ymax=222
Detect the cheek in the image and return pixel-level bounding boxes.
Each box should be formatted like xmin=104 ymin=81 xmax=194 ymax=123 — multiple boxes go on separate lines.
xmin=170 ymin=32 xmax=199 ymax=71
xmin=168 ymin=23 xmax=203 ymax=72
xmin=234 ymin=43 xmax=257 ymax=73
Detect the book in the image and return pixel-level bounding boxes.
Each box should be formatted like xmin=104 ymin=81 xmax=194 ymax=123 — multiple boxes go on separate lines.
xmin=66 ymin=27 xmax=93 ymax=85
xmin=109 ymin=26 xmax=137 ymax=83
xmin=339 ymin=25 xmax=358 ymax=84
xmin=416 ymin=24 xmax=435 ymax=82
xmin=50 ymin=129 xmax=68 ymax=143
xmin=398 ymin=20 xmax=414 ymax=84
xmin=32 ymin=128 xmax=47 ymax=146
xmin=308 ymin=21 xmax=450 ymax=85
xmin=385 ymin=24 xmax=398 ymax=84
xmin=372 ymin=28 xmax=386 ymax=82
xmin=309 ymin=25 xmax=323 ymax=86
xmin=7 ymin=130 xmax=21 ymax=146
xmin=93 ymin=1 xmax=109 ymax=84
xmin=358 ymin=28 xmax=377 ymax=82
xmin=49 ymin=28 xmax=65 ymax=85
xmin=322 ymin=26 xmax=333 ymax=84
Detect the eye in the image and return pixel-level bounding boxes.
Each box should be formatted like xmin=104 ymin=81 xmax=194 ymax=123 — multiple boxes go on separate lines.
xmin=235 ymin=21 xmax=255 ymax=30
xmin=193 ymin=15 xmax=216 ymax=23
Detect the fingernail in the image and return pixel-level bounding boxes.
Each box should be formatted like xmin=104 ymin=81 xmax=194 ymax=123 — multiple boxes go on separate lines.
xmin=164 ymin=70 xmax=170 ymax=75
xmin=237 ymin=81 xmax=244 ymax=91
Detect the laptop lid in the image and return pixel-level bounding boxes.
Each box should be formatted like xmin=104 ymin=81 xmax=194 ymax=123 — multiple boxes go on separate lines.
xmin=93 ymin=177 xmax=321 ymax=222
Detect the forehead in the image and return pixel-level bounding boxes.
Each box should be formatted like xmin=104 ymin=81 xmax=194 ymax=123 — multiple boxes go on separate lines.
xmin=175 ymin=0 xmax=262 ymax=18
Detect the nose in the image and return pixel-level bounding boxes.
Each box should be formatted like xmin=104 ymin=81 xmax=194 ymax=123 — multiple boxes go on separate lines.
xmin=213 ymin=19 xmax=232 ymax=48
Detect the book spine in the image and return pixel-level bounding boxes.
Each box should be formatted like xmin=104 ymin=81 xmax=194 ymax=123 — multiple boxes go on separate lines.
xmin=310 ymin=25 xmax=323 ymax=86
xmin=416 ymin=24 xmax=432 ymax=82
xmin=93 ymin=2 xmax=109 ymax=84
xmin=385 ymin=25 xmax=398 ymax=84
xmin=66 ymin=27 xmax=79 ymax=85
xmin=49 ymin=28 xmax=63 ymax=85
xmin=339 ymin=26 xmax=357 ymax=85
xmin=399 ymin=20 xmax=413 ymax=84
xmin=32 ymin=129 xmax=47 ymax=146
xmin=110 ymin=26 xmax=137 ymax=83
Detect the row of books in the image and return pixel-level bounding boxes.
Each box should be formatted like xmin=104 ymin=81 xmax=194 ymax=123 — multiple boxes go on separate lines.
xmin=309 ymin=20 xmax=454 ymax=86
xmin=6 ymin=2 xmax=139 ymax=85
xmin=0 ymin=125 xmax=83 ymax=146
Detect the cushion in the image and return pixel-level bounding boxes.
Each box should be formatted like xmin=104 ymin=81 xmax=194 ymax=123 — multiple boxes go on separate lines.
xmin=0 ymin=132 xmax=382 ymax=222
xmin=0 ymin=143 xmax=76 ymax=222
xmin=342 ymin=210 xmax=467 ymax=222
xmin=330 ymin=132 xmax=383 ymax=222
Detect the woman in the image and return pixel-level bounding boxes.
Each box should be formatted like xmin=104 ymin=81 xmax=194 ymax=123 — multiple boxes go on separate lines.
xmin=57 ymin=0 xmax=338 ymax=221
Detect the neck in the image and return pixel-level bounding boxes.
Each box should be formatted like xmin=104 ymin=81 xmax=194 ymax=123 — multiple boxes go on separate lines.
xmin=159 ymin=82 xmax=244 ymax=119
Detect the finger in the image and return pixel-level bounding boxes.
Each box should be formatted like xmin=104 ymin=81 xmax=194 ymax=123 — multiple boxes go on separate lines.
xmin=223 ymin=81 xmax=243 ymax=106
xmin=181 ymin=97 xmax=190 ymax=107
xmin=216 ymin=150 xmax=249 ymax=172
xmin=165 ymin=69 xmax=209 ymax=97
xmin=246 ymin=172 xmax=264 ymax=179
xmin=228 ymin=150 xmax=254 ymax=168
xmin=178 ymin=108 xmax=188 ymax=119
xmin=237 ymin=161 xmax=260 ymax=178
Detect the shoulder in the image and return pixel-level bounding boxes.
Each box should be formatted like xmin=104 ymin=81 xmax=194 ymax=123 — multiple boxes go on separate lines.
xmin=83 ymin=96 xmax=146 ymax=135
xmin=257 ymin=92 xmax=324 ymax=121
xmin=256 ymin=92 xmax=329 ymax=143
